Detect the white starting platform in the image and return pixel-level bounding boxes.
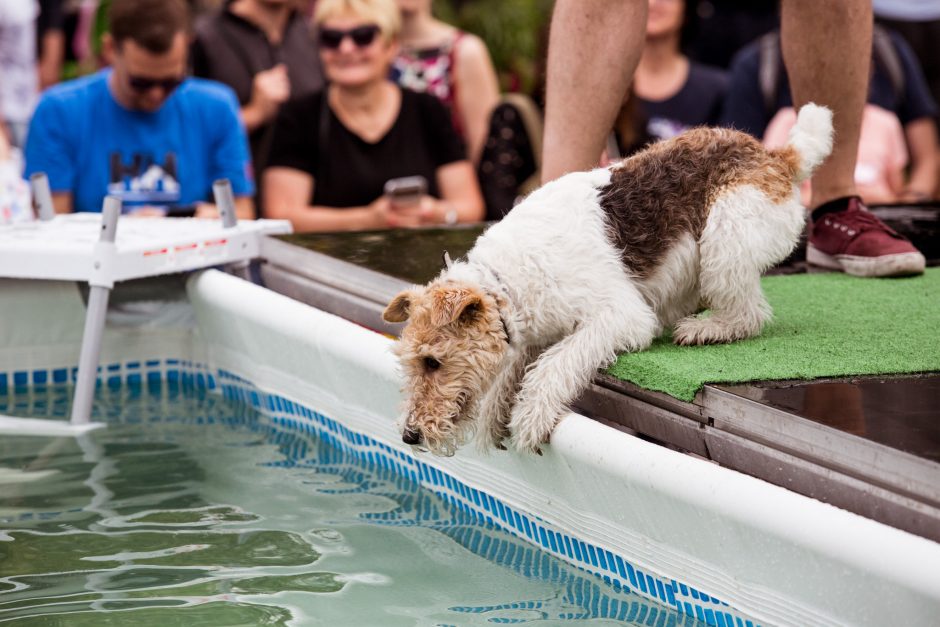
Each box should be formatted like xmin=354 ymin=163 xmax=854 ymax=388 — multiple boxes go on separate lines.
xmin=0 ymin=178 xmax=291 ymax=433
xmin=0 ymin=212 xmax=290 ymax=287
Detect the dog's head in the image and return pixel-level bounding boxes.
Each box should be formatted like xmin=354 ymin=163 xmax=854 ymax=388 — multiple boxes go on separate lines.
xmin=383 ymin=280 xmax=508 ymax=456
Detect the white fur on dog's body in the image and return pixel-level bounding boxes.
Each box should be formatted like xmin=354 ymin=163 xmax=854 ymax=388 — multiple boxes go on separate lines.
xmin=394 ymin=104 xmax=833 ymax=454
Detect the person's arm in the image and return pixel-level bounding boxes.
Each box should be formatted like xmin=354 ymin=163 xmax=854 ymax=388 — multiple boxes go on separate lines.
xmin=51 ymin=193 xmax=72 ymax=214
xmin=241 ymin=65 xmax=291 ymax=133
xmin=24 ymin=94 xmax=76 ymax=212
xmin=900 ymin=117 xmax=939 ymax=201
xmin=541 ymin=0 xmax=647 ymax=182
xmin=37 ymin=0 xmax=66 ymax=89
xmin=263 ymin=166 xmax=391 ymax=232
xmin=208 ymin=86 xmax=257 ymax=217
xmin=38 ymin=30 xmax=65 ymax=89
xmin=0 ymin=120 xmax=9 ymax=160
xmin=429 ymin=160 xmax=484 ymax=223
xmin=453 ymin=34 xmax=500 ymax=165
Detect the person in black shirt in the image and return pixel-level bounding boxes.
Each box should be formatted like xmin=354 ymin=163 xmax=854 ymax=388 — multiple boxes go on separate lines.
xmin=264 ymin=0 xmax=483 ymax=232
xmin=191 ymin=0 xmax=325 ymax=208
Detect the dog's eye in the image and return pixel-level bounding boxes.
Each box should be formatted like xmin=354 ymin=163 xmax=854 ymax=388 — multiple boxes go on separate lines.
xmin=424 ymin=357 xmax=442 ymax=371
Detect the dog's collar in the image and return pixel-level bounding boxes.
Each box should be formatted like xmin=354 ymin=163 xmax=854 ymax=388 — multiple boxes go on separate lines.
xmin=478 ymin=263 xmax=513 ymax=346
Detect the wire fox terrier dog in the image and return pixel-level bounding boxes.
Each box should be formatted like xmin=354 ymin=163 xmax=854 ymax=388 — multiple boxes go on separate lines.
xmin=384 ymin=104 xmax=833 ymax=456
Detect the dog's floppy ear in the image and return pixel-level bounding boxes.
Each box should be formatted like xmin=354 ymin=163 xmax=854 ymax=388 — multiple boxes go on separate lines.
xmin=383 ymin=290 xmax=416 ymax=322
xmin=430 ymin=285 xmax=484 ymax=327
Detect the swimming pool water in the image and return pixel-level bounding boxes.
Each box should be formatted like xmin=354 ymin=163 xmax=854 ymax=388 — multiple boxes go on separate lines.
xmin=0 ymin=382 xmax=705 ymax=626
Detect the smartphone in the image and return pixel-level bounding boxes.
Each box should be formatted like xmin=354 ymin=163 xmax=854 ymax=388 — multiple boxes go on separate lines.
xmin=384 ymin=176 xmax=427 ymax=207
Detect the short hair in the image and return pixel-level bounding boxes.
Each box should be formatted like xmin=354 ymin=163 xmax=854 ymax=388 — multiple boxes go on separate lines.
xmin=109 ymin=0 xmax=191 ymax=53
xmin=314 ymin=0 xmax=401 ymax=42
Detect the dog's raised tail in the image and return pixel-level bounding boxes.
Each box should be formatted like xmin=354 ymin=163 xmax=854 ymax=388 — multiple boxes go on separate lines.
xmin=784 ymin=103 xmax=833 ymax=182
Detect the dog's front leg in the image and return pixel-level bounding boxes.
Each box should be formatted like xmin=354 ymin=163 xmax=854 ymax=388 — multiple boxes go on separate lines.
xmin=508 ymin=303 xmax=657 ymax=454
xmin=475 ymin=344 xmax=538 ymax=451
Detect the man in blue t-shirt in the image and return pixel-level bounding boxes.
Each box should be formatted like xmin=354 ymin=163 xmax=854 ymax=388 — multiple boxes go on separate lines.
xmin=25 ymin=0 xmax=255 ymax=218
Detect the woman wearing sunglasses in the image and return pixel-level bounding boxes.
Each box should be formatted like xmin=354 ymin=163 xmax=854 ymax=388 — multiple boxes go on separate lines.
xmin=263 ymin=0 xmax=484 ymax=232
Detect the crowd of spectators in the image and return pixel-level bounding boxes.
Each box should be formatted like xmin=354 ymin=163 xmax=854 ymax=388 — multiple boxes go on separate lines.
xmin=1 ymin=0 xmax=938 ymax=245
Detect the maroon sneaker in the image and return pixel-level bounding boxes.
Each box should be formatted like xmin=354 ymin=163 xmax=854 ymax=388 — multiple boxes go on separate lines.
xmin=807 ymin=197 xmax=926 ymax=277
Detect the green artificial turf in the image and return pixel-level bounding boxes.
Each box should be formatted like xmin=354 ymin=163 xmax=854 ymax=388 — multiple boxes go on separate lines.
xmin=606 ymin=268 xmax=940 ymax=402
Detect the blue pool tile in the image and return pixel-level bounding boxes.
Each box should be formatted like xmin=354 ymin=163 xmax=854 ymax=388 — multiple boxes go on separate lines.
xmin=587 ymin=544 xmax=598 ymax=566
xmin=665 ymin=583 xmax=676 ymax=606
xmin=656 ymin=579 xmax=667 ymax=602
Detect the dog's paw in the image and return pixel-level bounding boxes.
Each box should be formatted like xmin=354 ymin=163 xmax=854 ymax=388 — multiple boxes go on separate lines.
xmin=673 ymin=315 xmax=743 ymax=346
xmin=508 ymin=403 xmax=555 ymax=455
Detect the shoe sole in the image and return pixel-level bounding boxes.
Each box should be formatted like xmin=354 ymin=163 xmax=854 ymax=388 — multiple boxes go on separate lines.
xmin=807 ymin=244 xmax=926 ymax=277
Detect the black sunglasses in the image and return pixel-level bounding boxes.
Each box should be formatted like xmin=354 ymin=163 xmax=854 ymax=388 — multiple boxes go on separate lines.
xmin=319 ymin=25 xmax=382 ymax=50
xmin=127 ymin=74 xmax=184 ymax=93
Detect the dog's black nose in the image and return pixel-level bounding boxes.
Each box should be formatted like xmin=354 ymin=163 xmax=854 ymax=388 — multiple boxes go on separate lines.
xmin=402 ymin=429 xmax=421 ymax=445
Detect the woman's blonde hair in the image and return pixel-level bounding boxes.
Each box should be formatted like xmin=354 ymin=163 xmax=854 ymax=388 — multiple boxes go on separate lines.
xmin=314 ymin=0 xmax=401 ymax=42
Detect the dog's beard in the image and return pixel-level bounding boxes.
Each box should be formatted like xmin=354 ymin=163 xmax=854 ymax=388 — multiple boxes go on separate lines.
xmin=402 ymin=392 xmax=475 ymax=457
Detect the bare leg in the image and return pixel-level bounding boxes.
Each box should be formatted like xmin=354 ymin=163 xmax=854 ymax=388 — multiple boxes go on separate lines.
xmin=541 ymin=0 xmax=648 ymax=182
xmin=781 ymin=0 xmax=872 ymax=209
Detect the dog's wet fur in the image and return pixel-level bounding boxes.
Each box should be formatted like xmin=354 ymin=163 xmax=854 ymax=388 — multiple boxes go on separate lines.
xmin=385 ymin=104 xmax=833 ymax=456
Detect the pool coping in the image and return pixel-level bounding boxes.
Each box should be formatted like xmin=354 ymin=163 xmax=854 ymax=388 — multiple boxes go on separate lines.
xmin=259 ymin=237 xmax=940 ymax=543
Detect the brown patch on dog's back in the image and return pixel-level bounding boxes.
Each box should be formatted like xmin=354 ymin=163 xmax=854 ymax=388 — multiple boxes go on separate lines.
xmin=600 ymin=128 xmax=800 ymax=277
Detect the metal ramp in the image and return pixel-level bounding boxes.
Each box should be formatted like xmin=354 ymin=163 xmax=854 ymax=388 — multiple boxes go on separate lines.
xmin=0 ymin=178 xmax=291 ymax=431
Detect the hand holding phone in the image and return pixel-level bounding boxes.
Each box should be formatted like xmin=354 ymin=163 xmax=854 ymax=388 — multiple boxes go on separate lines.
xmin=384 ymin=176 xmax=427 ymax=211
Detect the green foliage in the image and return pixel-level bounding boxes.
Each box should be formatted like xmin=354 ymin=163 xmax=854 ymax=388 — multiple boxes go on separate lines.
xmin=434 ymin=0 xmax=554 ymax=94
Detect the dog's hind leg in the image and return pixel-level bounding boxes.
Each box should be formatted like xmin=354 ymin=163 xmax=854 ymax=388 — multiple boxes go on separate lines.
xmin=508 ymin=287 xmax=658 ymax=454
xmin=475 ymin=344 xmax=539 ymax=451
xmin=674 ymin=189 xmax=801 ymax=346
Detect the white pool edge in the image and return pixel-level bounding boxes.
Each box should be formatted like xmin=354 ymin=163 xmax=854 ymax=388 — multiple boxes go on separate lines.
xmin=183 ymin=270 xmax=940 ymax=627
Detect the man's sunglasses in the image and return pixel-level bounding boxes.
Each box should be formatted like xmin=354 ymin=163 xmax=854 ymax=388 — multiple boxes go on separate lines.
xmin=128 ymin=75 xmax=184 ymax=93
xmin=318 ymin=25 xmax=382 ymax=50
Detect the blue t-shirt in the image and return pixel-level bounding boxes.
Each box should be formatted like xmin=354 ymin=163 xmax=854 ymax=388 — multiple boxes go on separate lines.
xmin=25 ymin=69 xmax=254 ymax=213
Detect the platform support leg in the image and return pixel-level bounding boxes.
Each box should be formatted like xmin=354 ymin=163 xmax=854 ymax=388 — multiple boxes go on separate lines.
xmin=213 ymin=178 xmax=251 ymax=280
xmin=69 ymin=196 xmax=120 ymax=426
xmin=30 ymin=172 xmax=55 ymax=221
xmin=69 ymin=285 xmax=111 ymax=425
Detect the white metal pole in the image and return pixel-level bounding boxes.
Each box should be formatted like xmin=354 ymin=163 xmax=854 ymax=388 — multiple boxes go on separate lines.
xmin=70 ymin=196 xmax=120 ymax=425
xmin=213 ymin=178 xmax=238 ymax=228
xmin=213 ymin=178 xmax=251 ymax=280
xmin=30 ymin=172 xmax=55 ymax=221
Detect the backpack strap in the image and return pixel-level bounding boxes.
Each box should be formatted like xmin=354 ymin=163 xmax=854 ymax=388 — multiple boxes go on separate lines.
xmin=758 ymin=26 xmax=905 ymax=116
xmin=757 ymin=31 xmax=781 ymax=119
xmin=872 ymin=24 xmax=905 ymax=108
